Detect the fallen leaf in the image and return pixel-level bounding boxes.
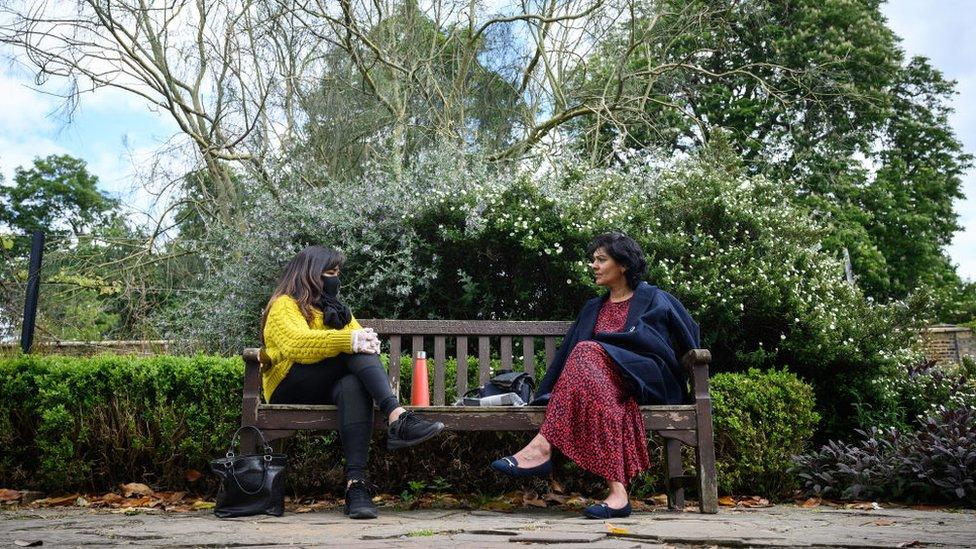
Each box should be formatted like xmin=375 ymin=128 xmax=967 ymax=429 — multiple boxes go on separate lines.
xmin=606 ymin=523 xmax=630 ymax=535
xmin=543 ymin=492 xmax=568 ymax=504
xmin=562 ymin=496 xmax=588 ymax=509
xmin=14 ymin=540 xmax=42 ymax=547
xmin=522 ymin=490 xmax=547 ymax=508
xmin=482 ymin=500 xmax=514 ymax=512
xmin=149 ymin=491 xmax=181 ymax=503
xmin=75 ymin=496 xmax=89 ymax=507
xmin=630 ymin=499 xmax=650 ymax=512
xmin=294 ymin=506 xmax=312 ymax=513
xmin=649 ymin=494 xmax=669 ymax=506
xmin=865 ymin=519 xmax=895 ymax=527
xmin=192 ymin=500 xmax=216 ymax=510
xmin=549 ymin=478 xmax=566 ymax=494
xmin=184 ymin=469 xmax=202 ymax=483
xmin=0 ymin=488 xmax=22 ymax=502
xmin=800 ymin=497 xmax=821 ymax=508
xmin=846 ymin=501 xmax=883 ymax=510
xmin=501 ymin=490 xmax=522 ymax=503
xmin=718 ymin=496 xmax=736 ymax=507
xmin=33 ymin=494 xmax=79 ymax=507
xmin=120 ymin=483 xmax=153 ymax=498
xmin=120 ymin=497 xmax=153 ymax=508
xmin=100 ymin=493 xmax=124 ymax=505
xmin=739 ymin=496 xmax=771 ymax=508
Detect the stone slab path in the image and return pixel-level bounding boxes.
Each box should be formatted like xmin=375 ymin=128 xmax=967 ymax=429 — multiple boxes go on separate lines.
xmin=2 ymin=505 xmax=974 ymax=548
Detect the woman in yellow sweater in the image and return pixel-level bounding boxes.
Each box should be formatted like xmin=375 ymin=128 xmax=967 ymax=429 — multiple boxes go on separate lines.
xmin=261 ymin=245 xmax=444 ymax=519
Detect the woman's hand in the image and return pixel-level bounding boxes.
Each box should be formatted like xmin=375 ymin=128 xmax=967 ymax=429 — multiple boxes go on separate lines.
xmin=352 ymin=328 xmax=381 ymax=354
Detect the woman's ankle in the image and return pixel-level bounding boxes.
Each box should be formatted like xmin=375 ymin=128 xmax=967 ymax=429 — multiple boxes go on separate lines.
xmin=530 ymin=435 xmax=552 ymax=458
xmin=604 ymin=482 xmax=629 ymax=507
xmin=388 ymin=407 xmax=406 ymax=424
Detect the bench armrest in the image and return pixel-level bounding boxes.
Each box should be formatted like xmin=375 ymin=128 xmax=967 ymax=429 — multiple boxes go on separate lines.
xmin=681 ymin=348 xmax=712 ymax=400
xmin=242 ymin=347 xmax=264 ymax=420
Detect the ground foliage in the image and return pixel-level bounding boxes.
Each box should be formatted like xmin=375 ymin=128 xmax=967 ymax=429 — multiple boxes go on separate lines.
xmin=793 ymin=406 xmax=976 ymax=506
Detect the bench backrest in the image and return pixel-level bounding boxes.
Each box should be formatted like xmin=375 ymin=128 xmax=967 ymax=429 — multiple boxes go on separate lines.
xmin=360 ymin=319 xmax=572 ymax=405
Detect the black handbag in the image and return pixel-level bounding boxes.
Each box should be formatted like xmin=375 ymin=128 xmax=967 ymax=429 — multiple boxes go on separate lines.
xmin=210 ymin=425 xmax=288 ymax=518
xmin=461 ymin=370 xmax=535 ymax=405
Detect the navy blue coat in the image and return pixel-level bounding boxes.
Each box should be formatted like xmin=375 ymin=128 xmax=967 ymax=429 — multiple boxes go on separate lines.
xmin=534 ymin=282 xmax=700 ymax=406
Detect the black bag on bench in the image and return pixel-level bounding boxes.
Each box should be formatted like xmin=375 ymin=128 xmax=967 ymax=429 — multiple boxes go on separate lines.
xmin=459 ymin=370 xmax=535 ymax=406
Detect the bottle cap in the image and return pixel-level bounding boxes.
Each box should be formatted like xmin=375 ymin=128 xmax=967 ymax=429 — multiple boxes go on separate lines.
xmin=415 ymin=350 xmax=426 ymax=359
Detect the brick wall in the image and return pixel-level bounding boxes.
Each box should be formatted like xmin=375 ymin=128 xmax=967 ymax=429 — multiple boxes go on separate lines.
xmin=920 ymin=325 xmax=975 ymax=364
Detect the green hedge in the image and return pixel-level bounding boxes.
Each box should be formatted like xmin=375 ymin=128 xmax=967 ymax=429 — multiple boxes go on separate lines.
xmin=0 ymin=354 xmax=243 ymax=492
xmin=0 ymin=354 xmax=817 ymax=499
xmin=711 ymin=368 xmax=820 ymax=496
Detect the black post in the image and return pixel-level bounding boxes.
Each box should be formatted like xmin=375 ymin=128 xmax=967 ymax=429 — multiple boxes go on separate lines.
xmin=20 ymin=231 xmax=44 ymax=354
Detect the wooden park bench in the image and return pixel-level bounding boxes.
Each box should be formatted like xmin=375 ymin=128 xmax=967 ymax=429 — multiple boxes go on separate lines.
xmin=241 ymin=319 xmax=718 ymax=513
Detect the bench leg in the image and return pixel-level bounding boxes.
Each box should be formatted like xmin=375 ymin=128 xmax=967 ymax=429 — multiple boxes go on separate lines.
xmin=663 ymin=437 xmax=685 ymax=510
xmin=695 ymin=414 xmax=718 ymax=514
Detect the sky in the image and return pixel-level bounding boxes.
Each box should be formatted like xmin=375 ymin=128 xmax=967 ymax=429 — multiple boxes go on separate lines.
xmin=0 ymin=0 xmax=973 ymax=279
xmin=0 ymin=59 xmax=178 ymax=225
xmin=881 ymin=0 xmax=976 ymax=281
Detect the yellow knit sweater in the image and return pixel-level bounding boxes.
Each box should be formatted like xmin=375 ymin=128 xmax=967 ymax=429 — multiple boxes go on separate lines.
xmin=261 ymin=294 xmax=362 ymax=402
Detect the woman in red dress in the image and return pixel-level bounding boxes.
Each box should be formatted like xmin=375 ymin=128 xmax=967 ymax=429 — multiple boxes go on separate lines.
xmin=491 ymin=233 xmax=700 ymax=519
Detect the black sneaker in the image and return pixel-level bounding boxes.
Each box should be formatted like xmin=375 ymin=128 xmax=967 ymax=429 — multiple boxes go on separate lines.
xmin=344 ymin=479 xmax=378 ymax=519
xmin=387 ymin=410 xmax=445 ymax=450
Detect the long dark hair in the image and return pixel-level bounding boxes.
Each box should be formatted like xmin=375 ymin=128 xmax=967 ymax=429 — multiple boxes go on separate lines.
xmin=261 ymin=245 xmax=345 ymax=343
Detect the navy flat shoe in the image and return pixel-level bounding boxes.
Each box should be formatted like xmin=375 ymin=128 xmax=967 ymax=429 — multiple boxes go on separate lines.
xmin=583 ymin=501 xmax=632 ymax=519
xmin=489 ymin=455 xmax=552 ymax=478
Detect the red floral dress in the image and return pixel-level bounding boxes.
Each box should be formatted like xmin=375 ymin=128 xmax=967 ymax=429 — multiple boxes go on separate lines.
xmin=539 ymin=297 xmax=650 ymax=483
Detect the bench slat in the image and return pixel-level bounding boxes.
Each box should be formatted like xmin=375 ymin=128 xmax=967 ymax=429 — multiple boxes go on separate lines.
xmin=257 ymin=404 xmax=697 ymax=431
xmin=360 ymin=319 xmax=572 ymax=336
xmin=389 ymin=336 xmax=401 ymax=397
xmin=478 ymin=336 xmax=490 ymax=385
xmin=544 ymin=337 xmax=556 ymax=368
xmin=523 ymin=337 xmax=535 ymax=377
xmin=456 ymin=336 xmax=468 ymax=401
xmin=411 ymin=335 xmax=423 ymax=358
xmin=500 ymin=336 xmax=512 ymax=371
xmin=434 ymin=336 xmax=446 ymax=405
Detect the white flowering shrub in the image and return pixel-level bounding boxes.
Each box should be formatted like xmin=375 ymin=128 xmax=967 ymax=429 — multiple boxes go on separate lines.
xmin=161 ymin=144 xmax=925 ymax=437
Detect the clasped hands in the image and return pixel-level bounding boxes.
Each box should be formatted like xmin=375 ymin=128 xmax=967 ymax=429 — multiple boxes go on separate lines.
xmin=351 ymin=328 xmax=381 ymax=354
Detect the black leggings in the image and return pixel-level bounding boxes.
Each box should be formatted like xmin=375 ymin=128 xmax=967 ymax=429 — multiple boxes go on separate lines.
xmin=270 ymin=353 xmax=399 ymax=481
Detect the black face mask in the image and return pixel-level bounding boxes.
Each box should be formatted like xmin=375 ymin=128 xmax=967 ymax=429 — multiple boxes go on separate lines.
xmin=318 ymin=275 xmax=351 ymax=329
xmin=322 ymin=275 xmax=340 ymax=297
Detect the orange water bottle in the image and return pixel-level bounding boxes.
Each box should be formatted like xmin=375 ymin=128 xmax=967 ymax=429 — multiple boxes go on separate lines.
xmin=411 ymin=350 xmax=430 ymax=406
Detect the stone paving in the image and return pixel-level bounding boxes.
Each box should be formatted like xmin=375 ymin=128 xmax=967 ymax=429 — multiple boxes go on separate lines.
xmin=2 ymin=505 xmax=975 ymax=548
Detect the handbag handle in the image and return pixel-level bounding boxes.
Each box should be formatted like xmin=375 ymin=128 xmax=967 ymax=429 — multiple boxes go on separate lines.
xmin=225 ymin=425 xmax=273 ymax=457
xmin=223 ymin=425 xmax=274 ymax=496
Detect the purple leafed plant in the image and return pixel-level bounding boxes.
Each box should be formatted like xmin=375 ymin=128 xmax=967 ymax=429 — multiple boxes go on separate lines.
xmin=793 ymin=406 xmax=976 ymax=505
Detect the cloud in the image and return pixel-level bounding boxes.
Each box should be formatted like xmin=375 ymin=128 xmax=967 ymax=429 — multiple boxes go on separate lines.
xmin=0 ymin=64 xmax=69 ymax=182
xmin=0 ymin=43 xmax=185 ymax=224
